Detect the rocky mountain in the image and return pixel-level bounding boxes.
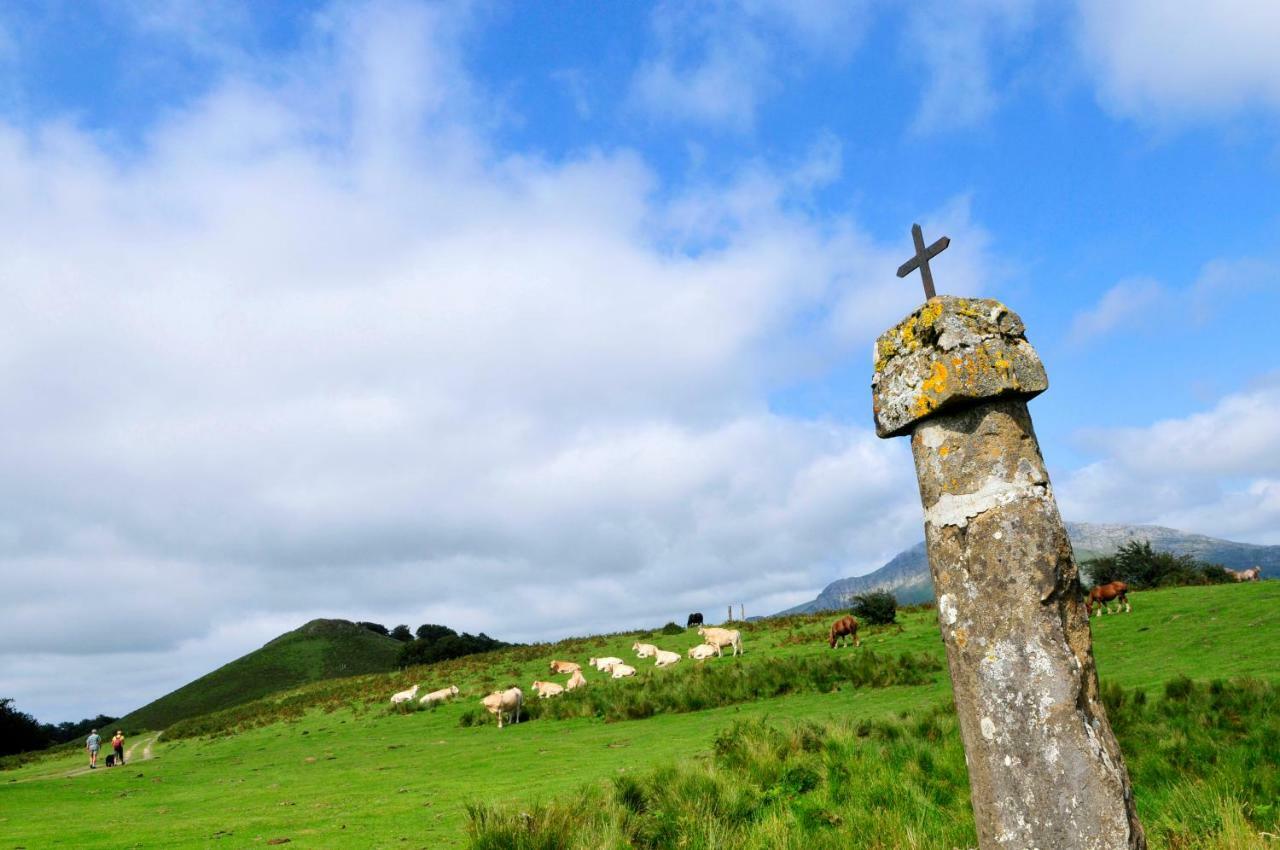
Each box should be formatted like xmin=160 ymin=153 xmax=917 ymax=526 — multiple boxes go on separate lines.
xmin=777 ymin=522 xmax=1278 ymax=616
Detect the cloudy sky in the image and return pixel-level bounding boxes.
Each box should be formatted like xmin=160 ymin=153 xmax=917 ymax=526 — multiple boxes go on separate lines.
xmin=3 ymin=0 xmax=1279 ymax=723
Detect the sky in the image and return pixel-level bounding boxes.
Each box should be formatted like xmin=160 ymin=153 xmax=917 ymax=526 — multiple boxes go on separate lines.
xmin=3 ymin=0 xmax=1280 ymax=724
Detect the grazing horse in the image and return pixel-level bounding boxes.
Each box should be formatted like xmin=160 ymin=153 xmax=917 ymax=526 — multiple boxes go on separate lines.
xmin=1226 ymin=566 xmax=1262 ymax=582
xmin=1087 ymin=581 xmax=1131 ymax=616
xmin=686 ymin=612 xmax=704 ymax=628
xmin=828 ymin=615 xmax=860 ymax=648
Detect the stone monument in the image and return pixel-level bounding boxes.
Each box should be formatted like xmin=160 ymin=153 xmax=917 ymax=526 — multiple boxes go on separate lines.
xmin=873 ymin=225 xmax=1145 ymax=849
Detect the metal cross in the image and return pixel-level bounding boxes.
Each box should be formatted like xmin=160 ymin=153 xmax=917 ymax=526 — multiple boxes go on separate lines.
xmin=896 ymin=223 xmax=950 ymax=300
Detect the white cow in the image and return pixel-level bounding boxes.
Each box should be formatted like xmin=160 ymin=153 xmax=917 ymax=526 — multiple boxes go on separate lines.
xmin=419 ymin=685 xmax=460 ymax=705
xmin=531 ymin=680 xmax=565 ymax=698
xmin=590 ymin=656 xmax=624 ymax=672
xmin=687 ymin=643 xmax=718 ymax=661
xmin=566 ymin=670 xmax=587 ymax=690
xmin=390 ymin=684 xmax=420 ymax=704
xmin=549 ymin=660 xmax=581 ymax=674
xmin=610 ymin=663 xmax=637 ymax=679
xmin=653 ymin=649 xmax=681 ymax=668
xmin=632 ymin=642 xmax=658 ymax=658
xmin=480 ymin=687 xmax=524 ymax=729
xmin=697 ymin=626 xmax=743 ymax=656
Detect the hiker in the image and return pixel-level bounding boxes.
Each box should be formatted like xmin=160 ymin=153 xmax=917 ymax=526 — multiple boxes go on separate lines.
xmin=85 ymin=729 xmax=101 ymax=768
xmin=111 ymin=730 xmax=125 ymax=766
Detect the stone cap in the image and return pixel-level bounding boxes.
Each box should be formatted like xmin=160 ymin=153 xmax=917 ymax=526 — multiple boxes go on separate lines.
xmin=872 ymin=296 xmax=1047 ymax=438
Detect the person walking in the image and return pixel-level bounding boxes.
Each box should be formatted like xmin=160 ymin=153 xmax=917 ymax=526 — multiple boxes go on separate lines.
xmin=85 ymin=729 xmax=101 ymax=769
xmin=111 ymin=730 xmax=125 ymax=766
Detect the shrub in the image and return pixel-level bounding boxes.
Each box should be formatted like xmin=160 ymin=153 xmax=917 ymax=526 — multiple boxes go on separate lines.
xmin=659 ymin=622 xmax=684 ymax=636
xmin=852 ymin=591 xmax=898 ymax=625
xmin=1083 ymin=541 xmax=1237 ymax=590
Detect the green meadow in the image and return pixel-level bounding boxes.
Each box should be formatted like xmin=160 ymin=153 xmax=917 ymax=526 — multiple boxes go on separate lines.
xmin=4 ymin=582 xmax=1278 ymax=849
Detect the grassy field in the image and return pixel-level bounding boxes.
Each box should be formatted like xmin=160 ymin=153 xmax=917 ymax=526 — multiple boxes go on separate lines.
xmin=3 ymin=581 xmax=1277 ymax=849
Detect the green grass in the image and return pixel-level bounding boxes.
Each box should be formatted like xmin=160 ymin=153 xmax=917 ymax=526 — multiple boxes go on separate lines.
xmin=2 ymin=581 xmax=1277 ymax=849
xmin=114 ymin=618 xmax=403 ymax=733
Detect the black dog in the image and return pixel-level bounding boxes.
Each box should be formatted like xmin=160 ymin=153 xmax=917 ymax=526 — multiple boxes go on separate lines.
xmin=104 ymin=753 xmax=116 ymax=767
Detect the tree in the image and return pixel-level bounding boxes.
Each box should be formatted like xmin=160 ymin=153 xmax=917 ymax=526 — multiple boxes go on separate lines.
xmin=415 ymin=624 xmax=456 ymax=642
xmin=852 ymin=591 xmax=897 ymax=625
xmin=0 ymin=699 xmax=51 ymax=757
xmin=389 ymin=624 xmax=414 ymax=642
xmin=1083 ymin=540 xmax=1236 ymax=589
xmin=397 ymin=630 xmax=510 ymax=667
xmin=357 ymin=621 xmax=389 ymax=636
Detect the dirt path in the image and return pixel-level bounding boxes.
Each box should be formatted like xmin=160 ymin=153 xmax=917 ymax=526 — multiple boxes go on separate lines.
xmin=8 ymin=733 xmax=161 ymax=784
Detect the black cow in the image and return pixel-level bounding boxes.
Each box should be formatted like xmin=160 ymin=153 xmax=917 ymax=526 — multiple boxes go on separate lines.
xmin=686 ymin=612 xmax=704 ymax=628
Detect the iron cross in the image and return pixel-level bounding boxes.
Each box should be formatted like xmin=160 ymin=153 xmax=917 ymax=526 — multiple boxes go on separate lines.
xmin=896 ymin=223 xmax=950 ymax=300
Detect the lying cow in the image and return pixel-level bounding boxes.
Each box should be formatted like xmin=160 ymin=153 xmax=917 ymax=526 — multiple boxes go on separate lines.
xmin=687 ymin=643 xmax=718 ymax=661
xmin=531 ymin=680 xmax=565 ymax=698
xmin=419 ymin=684 xmax=460 ymax=705
xmin=390 ymin=684 xmax=420 ymax=704
xmin=632 ymin=642 xmax=658 ymax=658
xmin=590 ymin=656 xmax=623 ymax=672
xmin=549 ymin=659 xmax=581 ymax=674
xmin=610 ymin=663 xmax=637 ymax=679
xmin=481 ymin=687 xmax=523 ymax=729
xmin=566 ymin=669 xmax=587 ymax=690
xmin=697 ymin=626 xmax=743 ymax=656
xmin=653 ymin=649 xmax=681 ymax=668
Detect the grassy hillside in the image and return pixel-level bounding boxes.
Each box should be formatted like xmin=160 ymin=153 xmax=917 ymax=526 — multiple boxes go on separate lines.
xmin=3 ymin=582 xmax=1277 ymax=849
xmin=114 ymin=618 xmax=402 ymax=732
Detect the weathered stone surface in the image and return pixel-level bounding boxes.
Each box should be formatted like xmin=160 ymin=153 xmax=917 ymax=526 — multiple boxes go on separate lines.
xmin=873 ymin=296 xmax=1145 ymax=849
xmin=872 ymin=296 xmax=1047 ymax=438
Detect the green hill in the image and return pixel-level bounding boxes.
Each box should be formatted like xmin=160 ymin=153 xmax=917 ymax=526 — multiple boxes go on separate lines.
xmin=115 ymin=618 xmax=402 ymax=732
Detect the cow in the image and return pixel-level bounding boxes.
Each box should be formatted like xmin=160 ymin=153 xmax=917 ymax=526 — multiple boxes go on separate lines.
xmin=828 ymin=615 xmax=860 ymax=648
xmin=531 ymin=680 xmax=565 ymax=698
xmin=549 ymin=660 xmax=582 ymax=674
xmin=686 ymin=612 xmax=704 ymax=628
xmin=565 ymin=669 xmax=587 ymax=690
xmin=1226 ymin=566 xmax=1262 ymax=582
xmin=1087 ymin=581 xmax=1131 ymax=616
xmin=390 ymin=684 xmax=420 ymax=704
xmin=696 ymin=626 xmax=743 ymax=656
xmin=419 ymin=684 xmax=460 ymax=705
xmin=687 ymin=643 xmax=718 ymax=661
xmin=632 ymin=642 xmax=658 ymax=658
xmin=590 ymin=656 xmax=623 ymax=672
xmin=653 ymin=649 xmax=681 ymax=668
xmin=480 ymin=687 xmax=523 ymax=729
xmin=610 ymin=663 xmax=637 ymax=679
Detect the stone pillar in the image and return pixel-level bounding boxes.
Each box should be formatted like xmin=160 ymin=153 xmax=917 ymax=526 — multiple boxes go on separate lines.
xmin=872 ymin=296 xmax=1144 ymax=850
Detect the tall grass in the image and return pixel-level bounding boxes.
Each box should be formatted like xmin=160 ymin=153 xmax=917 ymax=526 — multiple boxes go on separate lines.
xmin=458 ymin=650 xmax=940 ymax=726
xmin=466 ymin=678 xmax=1280 ymax=849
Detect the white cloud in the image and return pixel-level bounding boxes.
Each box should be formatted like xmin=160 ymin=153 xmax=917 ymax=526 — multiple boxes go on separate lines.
xmin=1076 ymin=0 xmax=1280 ymax=122
xmin=0 ymin=1 xmax=943 ymax=722
xmin=1066 ymin=276 xmax=1166 ymax=344
xmin=1058 ymin=379 xmax=1280 ymax=544
xmin=631 ymin=0 xmax=872 ymax=130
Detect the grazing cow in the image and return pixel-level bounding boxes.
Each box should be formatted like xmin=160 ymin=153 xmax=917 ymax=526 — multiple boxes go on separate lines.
xmin=610 ymin=663 xmax=637 ymax=679
xmin=419 ymin=684 xmax=460 ymax=705
xmin=696 ymin=626 xmax=743 ymax=656
xmin=653 ymin=649 xmax=681 ymax=667
xmin=390 ymin=684 xmax=420 ymax=704
xmin=686 ymin=612 xmax=704 ymax=628
xmin=549 ymin=660 xmax=582 ymax=674
xmin=632 ymin=642 xmax=658 ymax=658
xmin=1087 ymin=581 xmax=1131 ymax=616
xmin=687 ymin=643 xmax=718 ymax=661
xmin=480 ymin=687 xmax=523 ymax=729
xmin=565 ymin=670 xmax=587 ymax=690
xmin=590 ymin=656 xmax=623 ymax=672
xmin=1226 ymin=566 xmax=1262 ymax=582
xmin=829 ymin=615 xmax=861 ymax=648
xmin=531 ymin=680 xmax=565 ymax=698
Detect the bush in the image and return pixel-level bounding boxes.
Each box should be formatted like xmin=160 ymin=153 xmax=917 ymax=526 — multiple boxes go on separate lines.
xmin=659 ymin=622 xmax=684 ymax=636
xmin=1083 ymin=541 xmax=1237 ymax=590
xmin=852 ymin=591 xmax=898 ymax=625
xmin=398 ymin=631 xmax=510 ymax=667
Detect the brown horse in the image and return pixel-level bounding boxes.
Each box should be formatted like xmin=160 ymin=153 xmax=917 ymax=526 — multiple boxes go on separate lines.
xmin=1087 ymin=581 xmax=1130 ymax=616
xmin=828 ymin=615 xmax=860 ymax=648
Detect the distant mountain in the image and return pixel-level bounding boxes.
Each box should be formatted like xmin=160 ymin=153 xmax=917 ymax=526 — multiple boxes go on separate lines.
xmin=116 ymin=619 xmax=402 ymax=732
xmin=777 ymin=522 xmax=1279 ymax=616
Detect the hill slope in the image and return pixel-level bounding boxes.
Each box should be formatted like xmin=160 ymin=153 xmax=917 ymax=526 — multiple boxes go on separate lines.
xmin=779 ymin=521 xmax=1280 ymax=615
xmin=116 ymin=618 xmax=401 ymax=732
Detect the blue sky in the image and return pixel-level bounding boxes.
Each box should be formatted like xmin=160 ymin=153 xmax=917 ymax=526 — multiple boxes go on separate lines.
xmin=2 ymin=0 xmax=1280 ymax=723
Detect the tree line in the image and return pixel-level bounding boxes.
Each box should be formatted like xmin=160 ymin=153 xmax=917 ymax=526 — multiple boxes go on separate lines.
xmin=0 ymin=698 xmax=118 ymax=758
xmin=1084 ymin=540 xmax=1237 ymax=589
xmin=357 ymin=621 xmax=511 ymax=666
